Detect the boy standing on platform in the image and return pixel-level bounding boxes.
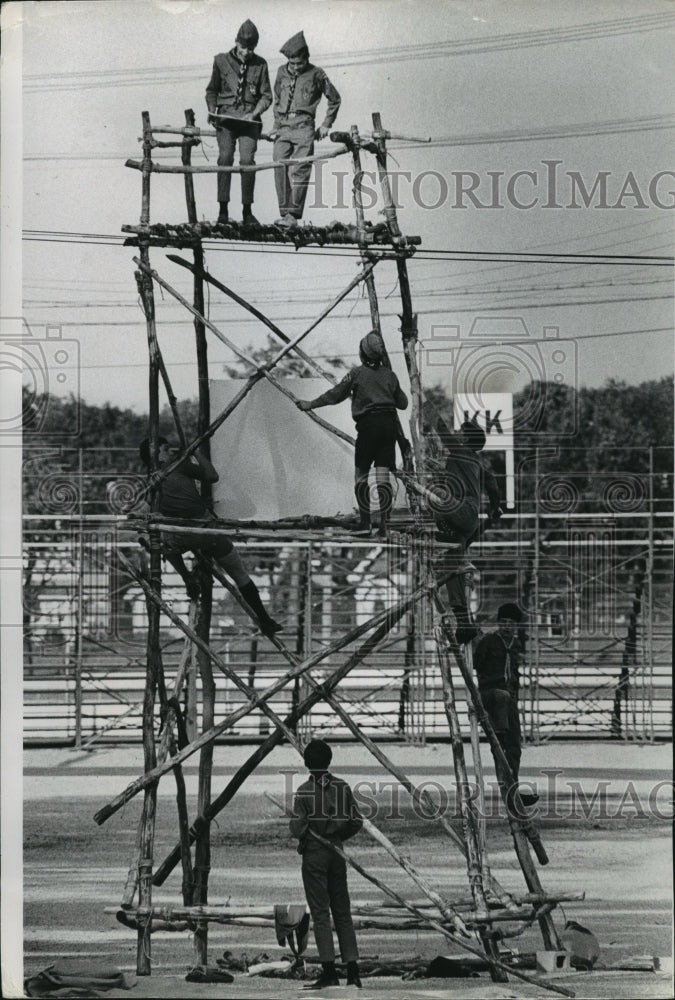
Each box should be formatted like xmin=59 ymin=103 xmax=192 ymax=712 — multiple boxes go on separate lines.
xmin=271 ymin=31 xmax=341 ymax=227
xmin=296 ymin=331 xmax=408 ymax=537
xmin=290 ymin=739 xmax=363 ymax=990
xmin=205 ymin=19 xmax=272 ymax=225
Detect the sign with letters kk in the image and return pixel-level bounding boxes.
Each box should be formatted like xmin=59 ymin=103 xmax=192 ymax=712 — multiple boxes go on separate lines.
xmin=454 ymin=392 xmax=515 ymax=507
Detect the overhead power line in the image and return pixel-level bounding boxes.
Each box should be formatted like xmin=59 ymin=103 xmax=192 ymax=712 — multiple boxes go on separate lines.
xmin=23 ymin=11 xmax=675 ymax=91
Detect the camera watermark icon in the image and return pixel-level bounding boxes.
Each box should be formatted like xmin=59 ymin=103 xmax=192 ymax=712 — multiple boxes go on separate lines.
xmin=0 ymin=319 xmax=80 ymax=435
xmin=425 ymin=317 xmax=578 ymax=437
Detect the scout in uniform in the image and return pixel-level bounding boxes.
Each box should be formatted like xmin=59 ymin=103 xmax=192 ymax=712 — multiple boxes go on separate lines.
xmin=138 ymin=436 xmax=281 ymax=637
xmin=290 ymin=739 xmax=363 ymax=990
xmin=205 ymin=19 xmax=272 ymax=225
xmin=473 ymin=603 xmax=539 ymax=805
xmin=296 ymin=331 xmax=408 ymax=537
xmin=433 ymin=420 xmax=503 ymax=643
xmin=271 ymin=31 xmax=341 ymax=227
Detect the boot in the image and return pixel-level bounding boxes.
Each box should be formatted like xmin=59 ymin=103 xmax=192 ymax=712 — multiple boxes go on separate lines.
xmin=346 ymin=961 xmax=362 ymax=988
xmin=375 ymin=480 xmax=393 ymax=538
xmin=239 ymin=580 xmax=282 ymax=637
xmin=303 ymin=961 xmax=339 ymax=989
xmin=242 ymin=205 xmax=259 ymax=226
xmin=217 ymin=201 xmax=229 ymax=224
xmin=353 ymin=481 xmax=371 ymax=535
xmin=452 ymin=605 xmax=479 ymax=645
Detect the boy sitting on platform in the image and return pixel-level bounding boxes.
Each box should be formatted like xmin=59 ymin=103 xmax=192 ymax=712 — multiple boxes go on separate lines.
xmin=138 ymin=436 xmax=281 ymax=637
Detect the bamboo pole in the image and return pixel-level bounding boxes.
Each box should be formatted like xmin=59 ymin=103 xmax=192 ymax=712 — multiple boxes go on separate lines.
xmin=132 ymin=256 xmax=356 ymax=449
xmin=95 ymin=556 xmax=431 ymax=825
xmin=125 ymin=145 xmax=349 ymax=175
xmin=267 ymin=795 xmax=575 ymax=998
xmin=167 ymin=254 xmax=376 ymax=385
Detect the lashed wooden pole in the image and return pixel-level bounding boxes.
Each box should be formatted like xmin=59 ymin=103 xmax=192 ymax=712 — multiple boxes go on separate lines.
xmin=135 ymin=110 xmax=160 ymax=977
xmin=434 ymin=625 xmax=507 ymax=981
xmin=121 ymin=605 xmax=198 ymax=908
xmin=125 ymin=145 xmax=350 ymax=175
xmin=371 ymin=112 xmax=425 ymax=476
xmin=181 ymin=107 xmax=214 ymax=966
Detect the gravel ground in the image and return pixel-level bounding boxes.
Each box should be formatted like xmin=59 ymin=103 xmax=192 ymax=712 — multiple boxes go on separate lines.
xmin=10 ymin=741 xmax=674 ymax=999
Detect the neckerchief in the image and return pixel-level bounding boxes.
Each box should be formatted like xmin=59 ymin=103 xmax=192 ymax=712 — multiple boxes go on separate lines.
xmin=498 ymin=634 xmax=517 ymax=683
xmin=283 ymin=66 xmax=298 ymax=114
xmin=232 ymin=48 xmax=249 ymax=107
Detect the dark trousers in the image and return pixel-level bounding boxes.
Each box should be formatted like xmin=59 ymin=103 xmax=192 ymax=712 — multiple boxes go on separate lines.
xmin=216 ymin=121 xmax=259 ymax=204
xmin=301 ymin=843 xmax=358 ymax=963
xmin=480 ymin=686 xmax=522 ymax=783
xmin=274 ymin=121 xmax=315 ymax=218
xmin=435 ymin=503 xmax=480 ymax=606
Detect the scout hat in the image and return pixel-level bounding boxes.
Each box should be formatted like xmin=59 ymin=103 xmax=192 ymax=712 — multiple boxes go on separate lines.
xmin=280 ymin=30 xmax=308 ymax=58
xmin=236 ymin=19 xmax=259 ymax=47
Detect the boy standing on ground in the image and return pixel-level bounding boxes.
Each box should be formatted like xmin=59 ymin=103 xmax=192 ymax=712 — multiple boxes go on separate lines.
xmin=271 ymin=30 xmax=341 ymax=227
xmin=138 ymin=437 xmax=281 ymax=637
xmin=473 ymin=602 xmax=538 ymax=805
xmin=296 ymin=331 xmax=408 ymax=537
xmin=290 ymin=739 xmax=363 ymax=990
xmin=205 ymin=19 xmax=272 ymax=225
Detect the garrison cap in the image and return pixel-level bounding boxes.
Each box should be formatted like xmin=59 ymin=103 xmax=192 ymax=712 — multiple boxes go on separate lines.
xmin=236 ymin=19 xmax=259 ymax=46
xmin=280 ymin=30 xmax=308 ymax=58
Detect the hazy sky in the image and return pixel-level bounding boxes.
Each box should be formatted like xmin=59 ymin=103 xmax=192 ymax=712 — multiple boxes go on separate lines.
xmin=16 ymin=0 xmax=675 ymax=411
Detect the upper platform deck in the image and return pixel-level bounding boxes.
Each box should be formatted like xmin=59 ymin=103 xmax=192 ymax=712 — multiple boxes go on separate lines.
xmin=122 ymin=219 xmax=421 ymax=251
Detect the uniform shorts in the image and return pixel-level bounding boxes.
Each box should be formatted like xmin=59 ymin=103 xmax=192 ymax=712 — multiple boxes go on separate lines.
xmin=354 ymin=410 xmax=397 ymax=471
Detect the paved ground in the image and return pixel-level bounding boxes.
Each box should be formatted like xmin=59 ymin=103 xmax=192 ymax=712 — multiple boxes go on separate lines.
xmin=10 ymin=740 xmax=674 ymax=999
